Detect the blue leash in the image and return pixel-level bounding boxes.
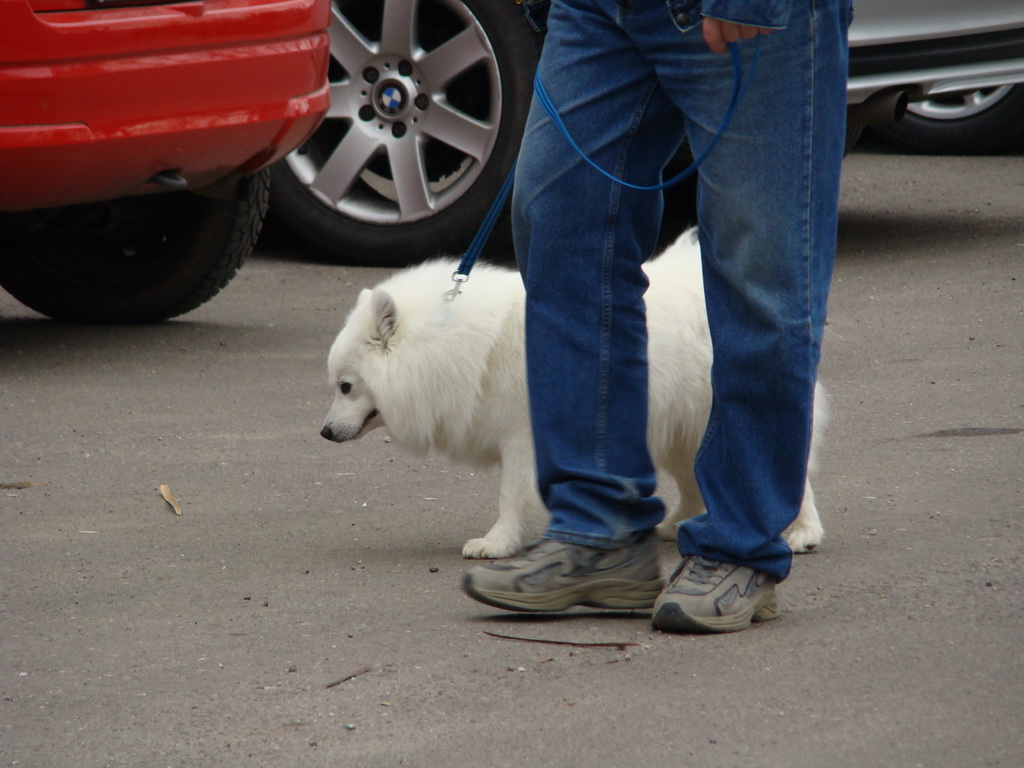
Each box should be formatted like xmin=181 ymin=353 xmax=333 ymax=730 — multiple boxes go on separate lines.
xmin=445 ymin=38 xmax=759 ymax=301
xmin=444 ymin=162 xmax=517 ymax=301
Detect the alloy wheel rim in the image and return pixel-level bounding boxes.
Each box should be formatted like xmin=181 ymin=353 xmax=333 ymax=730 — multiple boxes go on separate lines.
xmin=285 ymin=0 xmax=502 ymax=225
xmin=906 ymin=85 xmax=1014 ymax=122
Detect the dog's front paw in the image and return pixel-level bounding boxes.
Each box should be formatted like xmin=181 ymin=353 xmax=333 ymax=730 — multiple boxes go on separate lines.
xmin=785 ymin=522 xmax=824 ymax=554
xmin=462 ymin=536 xmax=522 ymax=560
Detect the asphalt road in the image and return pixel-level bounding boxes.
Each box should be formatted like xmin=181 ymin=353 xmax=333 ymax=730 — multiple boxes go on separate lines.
xmin=2 ymin=141 xmax=1022 ymax=768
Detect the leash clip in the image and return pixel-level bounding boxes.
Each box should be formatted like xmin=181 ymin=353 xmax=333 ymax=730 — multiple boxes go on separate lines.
xmin=443 ymin=271 xmax=469 ymax=303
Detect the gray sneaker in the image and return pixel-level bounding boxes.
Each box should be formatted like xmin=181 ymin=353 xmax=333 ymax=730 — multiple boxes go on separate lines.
xmin=461 ymin=533 xmax=663 ymax=612
xmin=651 ymin=556 xmax=780 ymax=633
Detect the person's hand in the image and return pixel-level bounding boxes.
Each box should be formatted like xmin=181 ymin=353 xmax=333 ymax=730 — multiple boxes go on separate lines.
xmin=702 ymin=16 xmax=773 ymax=54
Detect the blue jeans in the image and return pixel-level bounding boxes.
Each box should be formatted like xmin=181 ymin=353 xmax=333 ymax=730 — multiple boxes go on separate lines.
xmin=512 ymin=0 xmax=849 ymax=581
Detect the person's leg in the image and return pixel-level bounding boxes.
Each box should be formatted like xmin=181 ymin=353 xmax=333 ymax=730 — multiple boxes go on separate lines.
xmin=512 ymin=0 xmax=689 ymax=548
xmin=645 ymin=0 xmax=849 ymax=631
xmin=463 ymin=0 xmax=690 ymax=612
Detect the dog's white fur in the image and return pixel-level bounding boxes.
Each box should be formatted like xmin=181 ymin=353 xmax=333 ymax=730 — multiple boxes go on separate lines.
xmin=321 ymin=230 xmax=827 ymax=559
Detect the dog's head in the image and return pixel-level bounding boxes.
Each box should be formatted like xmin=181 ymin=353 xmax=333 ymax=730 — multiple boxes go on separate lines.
xmin=320 ymin=288 xmax=397 ymax=443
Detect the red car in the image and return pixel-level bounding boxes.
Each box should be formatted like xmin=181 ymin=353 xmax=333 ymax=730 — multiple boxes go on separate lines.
xmin=0 ymin=0 xmax=330 ymax=322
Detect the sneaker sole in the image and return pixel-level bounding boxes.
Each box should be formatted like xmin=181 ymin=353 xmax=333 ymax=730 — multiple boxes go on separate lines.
xmin=462 ymin=574 xmax=664 ymax=613
xmin=651 ymin=595 xmax=780 ymax=634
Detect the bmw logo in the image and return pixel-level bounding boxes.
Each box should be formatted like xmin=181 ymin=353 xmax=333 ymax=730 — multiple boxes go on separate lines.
xmin=377 ymin=83 xmax=406 ymax=116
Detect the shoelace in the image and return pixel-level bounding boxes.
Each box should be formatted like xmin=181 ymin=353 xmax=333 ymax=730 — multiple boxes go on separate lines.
xmin=683 ymin=557 xmax=727 ymax=585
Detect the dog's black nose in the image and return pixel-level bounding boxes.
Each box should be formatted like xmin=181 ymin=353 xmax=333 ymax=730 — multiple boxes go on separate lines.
xmin=320 ymin=425 xmax=334 ymax=441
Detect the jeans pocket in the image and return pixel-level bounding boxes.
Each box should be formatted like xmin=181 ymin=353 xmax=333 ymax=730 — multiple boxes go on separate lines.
xmin=666 ymin=0 xmax=701 ymax=34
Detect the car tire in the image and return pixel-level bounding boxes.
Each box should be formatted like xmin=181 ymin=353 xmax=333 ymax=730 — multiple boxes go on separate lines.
xmin=269 ymin=0 xmax=542 ymax=267
xmin=869 ymin=84 xmax=1024 ymax=155
xmin=0 ymin=170 xmax=269 ymax=323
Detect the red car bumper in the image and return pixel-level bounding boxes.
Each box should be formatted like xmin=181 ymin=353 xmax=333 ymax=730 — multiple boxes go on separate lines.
xmin=0 ymin=0 xmax=330 ymax=211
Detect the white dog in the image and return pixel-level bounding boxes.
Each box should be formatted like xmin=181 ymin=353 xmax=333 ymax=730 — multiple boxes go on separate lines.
xmin=321 ymin=230 xmax=827 ymax=559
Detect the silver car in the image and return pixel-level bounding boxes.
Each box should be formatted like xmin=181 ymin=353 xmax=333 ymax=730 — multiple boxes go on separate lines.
xmin=270 ymin=0 xmax=1024 ymax=266
xmin=848 ymin=0 xmax=1024 ymax=154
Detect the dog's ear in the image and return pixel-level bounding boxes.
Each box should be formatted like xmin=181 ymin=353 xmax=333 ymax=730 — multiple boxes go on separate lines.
xmin=371 ymin=289 xmax=398 ymax=348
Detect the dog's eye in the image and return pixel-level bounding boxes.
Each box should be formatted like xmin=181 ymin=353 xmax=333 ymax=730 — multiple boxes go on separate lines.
xmin=340 ymin=382 xmax=352 ymax=395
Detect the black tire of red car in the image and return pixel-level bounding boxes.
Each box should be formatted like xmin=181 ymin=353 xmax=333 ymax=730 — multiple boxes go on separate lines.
xmin=0 ymin=170 xmax=269 ymax=324
xmin=268 ymin=0 xmax=542 ymax=267
xmin=868 ymin=84 xmax=1024 ymax=155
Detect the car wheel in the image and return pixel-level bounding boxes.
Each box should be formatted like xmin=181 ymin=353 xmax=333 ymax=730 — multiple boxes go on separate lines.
xmin=0 ymin=170 xmax=269 ymax=323
xmin=869 ymin=84 xmax=1024 ymax=155
xmin=269 ymin=0 xmax=542 ymax=267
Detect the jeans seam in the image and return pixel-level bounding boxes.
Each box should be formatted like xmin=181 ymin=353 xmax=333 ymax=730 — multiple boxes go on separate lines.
xmin=595 ymin=75 xmax=660 ymax=474
xmin=694 ymin=395 xmax=719 ymax=466
xmin=597 ymin=228 xmax=613 ymax=473
xmin=801 ymin=0 xmax=819 ymax=474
